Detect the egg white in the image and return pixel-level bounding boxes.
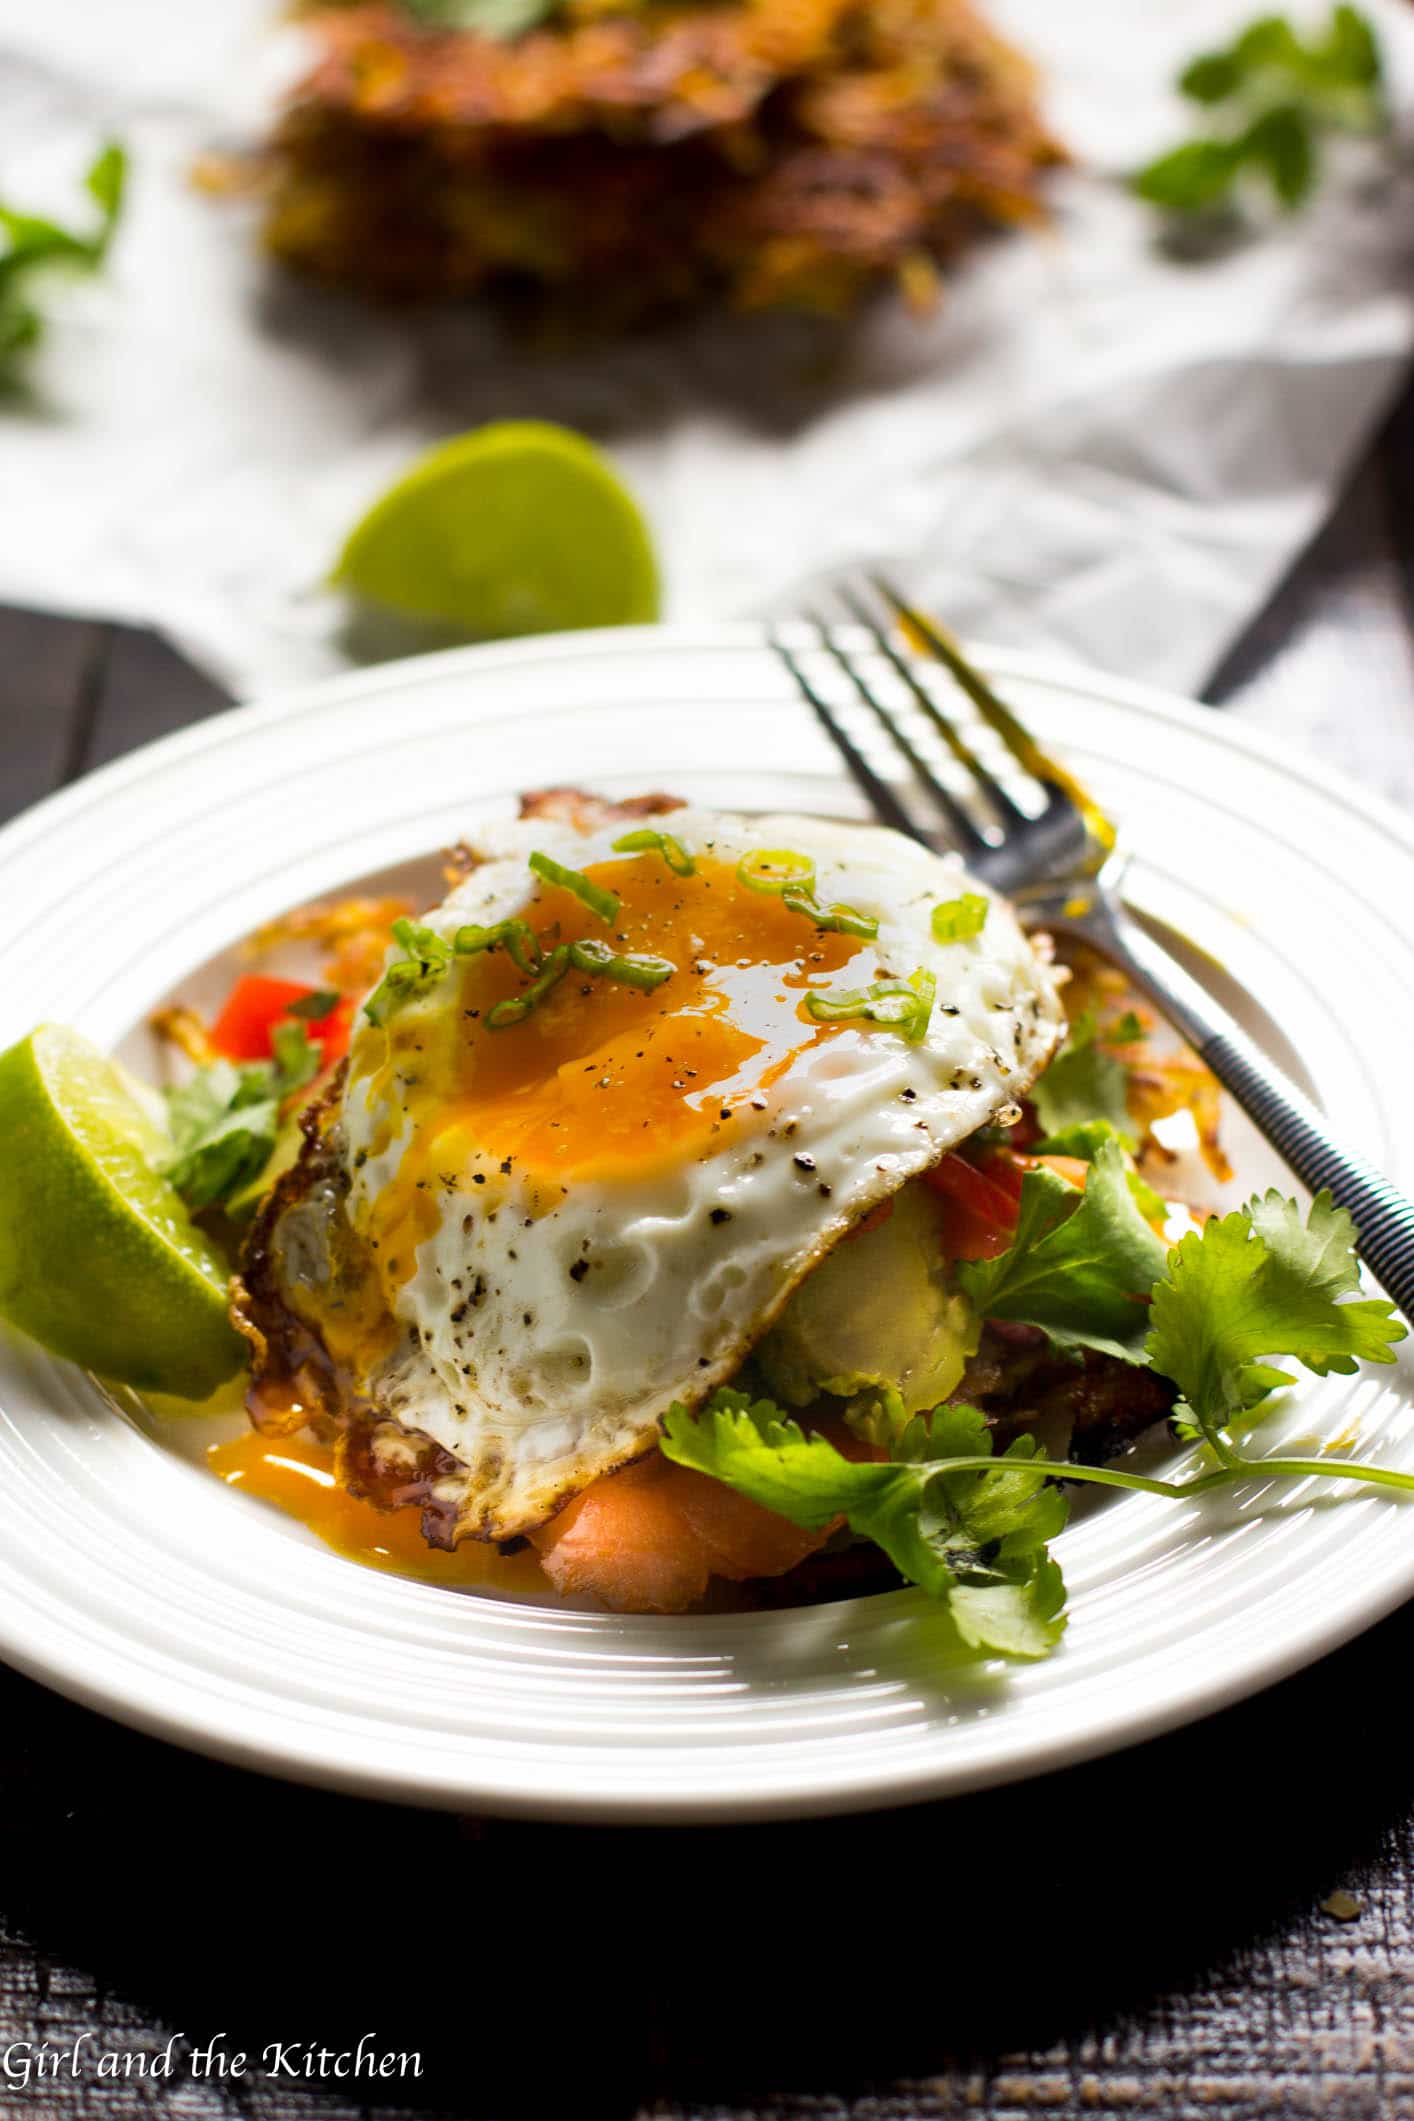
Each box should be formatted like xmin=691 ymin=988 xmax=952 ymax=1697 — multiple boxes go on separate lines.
xmin=339 ymin=809 xmax=1065 ymax=1538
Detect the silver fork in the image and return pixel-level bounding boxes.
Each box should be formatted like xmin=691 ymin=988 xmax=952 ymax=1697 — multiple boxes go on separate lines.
xmin=771 ymin=577 xmax=1414 ymax=1320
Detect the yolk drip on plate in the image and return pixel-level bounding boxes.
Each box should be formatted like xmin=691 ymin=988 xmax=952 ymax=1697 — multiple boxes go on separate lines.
xmin=208 ymin=1431 xmax=547 ymax=1592
xmin=349 ymin=855 xmax=866 ymax=1280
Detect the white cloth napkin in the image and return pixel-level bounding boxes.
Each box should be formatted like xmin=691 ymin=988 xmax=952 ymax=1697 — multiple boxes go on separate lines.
xmin=2 ymin=0 xmax=1413 ymax=701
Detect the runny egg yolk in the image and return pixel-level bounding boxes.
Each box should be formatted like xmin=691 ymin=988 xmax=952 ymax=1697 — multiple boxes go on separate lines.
xmin=354 ymin=855 xmax=866 ymax=1211
xmin=208 ymin=1431 xmax=547 ymax=1592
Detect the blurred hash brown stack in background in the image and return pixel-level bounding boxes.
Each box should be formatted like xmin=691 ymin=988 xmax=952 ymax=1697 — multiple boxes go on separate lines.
xmin=260 ymin=0 xmax=1062 ymax=321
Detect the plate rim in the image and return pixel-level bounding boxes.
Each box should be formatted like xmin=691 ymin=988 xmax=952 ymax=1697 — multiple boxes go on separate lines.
xmin=1 ymin=619 xmax=1411 ymax=1823
xmin=6 ymin=621 xmax=1414 ymax=871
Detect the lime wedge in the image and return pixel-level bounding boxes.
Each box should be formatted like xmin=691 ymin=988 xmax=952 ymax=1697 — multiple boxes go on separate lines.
xmin=0 ymin=1025 xmax=244 ymax=1399
xmin=333 ymin=420 xmax=660 ymax=637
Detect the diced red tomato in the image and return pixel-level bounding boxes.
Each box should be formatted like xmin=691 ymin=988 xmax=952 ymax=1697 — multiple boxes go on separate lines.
xmin=925 ymin=1146 xmax=1090 ymax=1261
xmin=210 ymin=975 xmax=353 ymax=1070
xmin=925 ymin=1150 xmax=1023 ymax=1260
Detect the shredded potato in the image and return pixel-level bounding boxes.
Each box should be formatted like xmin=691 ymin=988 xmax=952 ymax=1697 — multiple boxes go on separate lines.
xmin=255 ymin=0 xmax=1061 ymax=319
xmin=242 ymin=895 xmax=414 ymax=993
xmin=1055 ymin=940 xmax=1230 ymax=1182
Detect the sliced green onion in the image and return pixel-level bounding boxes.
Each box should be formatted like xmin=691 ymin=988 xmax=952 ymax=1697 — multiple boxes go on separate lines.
xmin=737 ymin=849 xmax=816 ymax=897
xmin=930 ymin=893 xmax=989 ymax=944
xmin=453 ymin=917 xmax=543 ymax=975
xmin=568 ymin=938 xmax=676 ymax=992
xmin=905 ymin=967 xmax=936 ymax=1044
xmin=392 ymin=917 xmax=452 ymax=970
xmin=611 ymin=827 xmax=695 ymax=877
xmin=486 ymin=945 xmax=571 ymax=1030
xmin=529 ymin=850 xmax=620 ymax=924
xmin=805 ymin=967 xmax=936 ymax=1044
xmin=363 ymin=920 xmax=453 ymax=1026
xmin=780 ymin=886 xmax=879 ymax=940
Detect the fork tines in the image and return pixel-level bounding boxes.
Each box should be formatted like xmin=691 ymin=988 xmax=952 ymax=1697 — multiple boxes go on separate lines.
xmin=771 ymin=577 xmax=1097 ymax=893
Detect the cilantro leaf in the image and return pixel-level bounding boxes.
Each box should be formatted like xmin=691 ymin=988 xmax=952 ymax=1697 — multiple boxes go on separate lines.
xmin=0 ymin=141 xmax=126 ymax=382
xmin=1030 ymin=1010 xmax=1133 ymax=1142
xmin=1180 ymin=51 xmax=1247 ymax=104
xmin=1133 ymin=138 xmax=1244 ymax=213
xmin=162 ymin=1063 xmax=279 ymax=1214
xmin=1133 ymin=8 xmax=1384 ymax=221
xmin=160 ymin=1023 xmax=319 ymax=1214
xmin=957 ymin=1137 xmax=1168 ymax=1362
xmin=1030 ymin=1115 xmax=1167 ymax=1224
xmin=1240 ymin=103 xmax=1316 ymax=206
xmin=1147 ymin=1189 xmax=1406 ymax=1438
xmin=661 ymin=1392 xmax=1067 ymax=1659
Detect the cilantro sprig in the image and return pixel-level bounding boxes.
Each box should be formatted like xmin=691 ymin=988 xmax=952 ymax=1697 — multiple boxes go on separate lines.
xmin=161 ymin=1021 xmax=320 ymax=1214
xmin=665 ymin=1187 xmax=1408 ymax=1661
xmin=1148 ymin=1190 xmax=1406 ymax=1450
xmin=1 ymin=142 xmax=126 ymax=382
xmin=1133 ymin=7 xmax=1386 ymax=219
xmin=1030 ymin=1010 xmax=1133 ymax=1144
xmin=663 ymin=1393 xmax=1068 ymax=1660
xmin=956 ymin=1136 xmax=1168 ymax=1363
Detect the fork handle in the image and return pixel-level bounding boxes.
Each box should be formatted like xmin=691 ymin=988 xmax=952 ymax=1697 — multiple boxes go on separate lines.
xmin=1062 ymin=897 xmax=1414 ymax=1320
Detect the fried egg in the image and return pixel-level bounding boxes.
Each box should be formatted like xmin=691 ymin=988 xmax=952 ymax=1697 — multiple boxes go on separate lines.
xmin=335 ymin=808 xmax=1065 ymax=1539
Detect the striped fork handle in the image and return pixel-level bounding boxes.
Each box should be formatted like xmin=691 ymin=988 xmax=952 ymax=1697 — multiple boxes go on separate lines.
xmin=1069 ymin=894 xmax=1414 ymax=1320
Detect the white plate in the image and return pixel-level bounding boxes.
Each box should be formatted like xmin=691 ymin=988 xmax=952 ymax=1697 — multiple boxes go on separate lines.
xmin=1 ymin=624 xmax=1411 ymax=1822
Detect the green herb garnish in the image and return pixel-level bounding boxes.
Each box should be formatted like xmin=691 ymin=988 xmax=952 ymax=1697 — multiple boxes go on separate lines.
xmin=1030 ymin=1010 xmax=1133 ymax=1144
xmin=1 ymin=142 xmax=126 ymax=382
xmin=956 ymin=1136 xmax=1168 ymax=1364
xmin=1133 ymin=7 xmax=1385 ymax=219
xmin=1028 ymin=1116 xmax=1167 ymax=1224
xmin=662 ymin=1393 xmax=1068 ymax=1661
xmin=930 ymin=893 xmax=989 ymax=944
xmin=805 ymin=967 xmax=935 ymax=1044
xmin=161 ymin=1023 xmax=319 ymax=1215
xmin=529 ymin=850 xmax=620 ymax=924
xmin=363 ymin=918 xmax=453 ymax=1027
xmin=780 ymin=888 xmax=880 ymax=940
xmin=1107 ymin=1009 xmax=1147 ymax=1044
xmin=664 ymin=1188 xmax=1409 ymax=1662
xmin=611 ymin=827 xmax=695 ymax=877
xmin=1149 ymin=1189 xmax=1405 ymax=1444
xmin=453 ymin=917 xmax=543 ymax=976
xmin=737 ymin=849 xmax=816 ymax=897
xmin=567 ymin=938 xmax=675 ymax=992
xmin=485 ymin=944 xmax=571 ymax=1029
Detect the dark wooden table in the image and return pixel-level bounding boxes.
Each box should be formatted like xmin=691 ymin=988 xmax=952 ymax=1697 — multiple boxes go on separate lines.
xmin=6 ymin=385 xmax=1414 ymax=2121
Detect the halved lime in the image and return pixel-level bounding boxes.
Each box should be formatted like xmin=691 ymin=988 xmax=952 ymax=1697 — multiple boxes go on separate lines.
xmin=332 ymin=420 xmax=660 ymax=637
xmin=0 ymin=1025 xmax=244 ymax=1399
